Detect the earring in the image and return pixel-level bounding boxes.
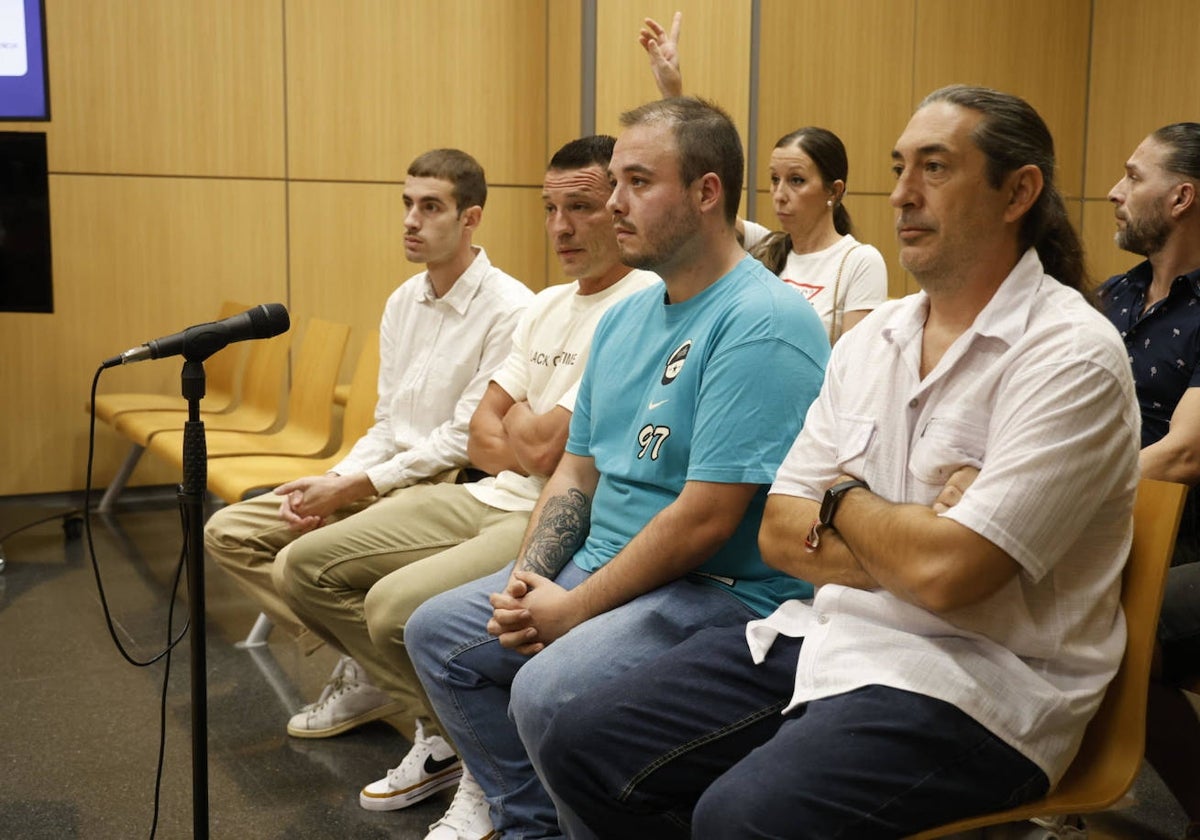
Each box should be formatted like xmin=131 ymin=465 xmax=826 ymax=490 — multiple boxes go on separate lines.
xmin=826 ymin=200 xmax=833 ymax=207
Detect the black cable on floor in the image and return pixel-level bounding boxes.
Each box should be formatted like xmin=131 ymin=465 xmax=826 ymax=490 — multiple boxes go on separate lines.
xmin=81 ymin=365 xmax=192 ymax=839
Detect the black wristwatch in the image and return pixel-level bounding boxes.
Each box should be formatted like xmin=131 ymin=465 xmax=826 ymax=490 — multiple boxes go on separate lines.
xmin=805 ymin=478 xmax=869 ymax=552
xmin=819 ymin=479 xmax=870 ymax=530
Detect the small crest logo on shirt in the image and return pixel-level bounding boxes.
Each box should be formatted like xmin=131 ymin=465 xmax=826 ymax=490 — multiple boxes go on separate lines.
xmin=662 ymin=339 xmax=693 ymax=385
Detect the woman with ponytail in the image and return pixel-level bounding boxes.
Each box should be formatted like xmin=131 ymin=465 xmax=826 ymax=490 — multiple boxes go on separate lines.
xmin=742 ymin=128 xmax=888 ymax=341
xmin=640 ymin=15 xmax=888 ymax=342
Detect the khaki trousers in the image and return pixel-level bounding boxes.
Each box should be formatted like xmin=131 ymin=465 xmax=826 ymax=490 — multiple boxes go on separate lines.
xmin=204 ymin=489 xmax=375 ymax=655
xmin=271 ymin=482 xmax=530 ymax=741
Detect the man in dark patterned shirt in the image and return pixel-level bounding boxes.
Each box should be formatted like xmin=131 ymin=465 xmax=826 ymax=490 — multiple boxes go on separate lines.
xmin=1100 ymin=121 xmax=1200 ymax=839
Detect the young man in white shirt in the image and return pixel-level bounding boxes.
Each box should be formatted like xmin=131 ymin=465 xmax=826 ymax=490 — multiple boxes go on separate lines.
xmin=204 ymin=146 xmax=531 ymax=717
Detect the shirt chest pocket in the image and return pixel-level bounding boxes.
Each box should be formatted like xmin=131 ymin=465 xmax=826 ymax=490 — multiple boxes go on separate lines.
xmin=835 ymin=414 xmax=877 ymax=477
xmin=908 ymin=415 xmax=987 ymax=487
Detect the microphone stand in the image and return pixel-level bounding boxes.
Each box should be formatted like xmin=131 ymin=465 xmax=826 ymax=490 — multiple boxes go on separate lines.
xmin=179 ymin=358 xmax=210 ymax=839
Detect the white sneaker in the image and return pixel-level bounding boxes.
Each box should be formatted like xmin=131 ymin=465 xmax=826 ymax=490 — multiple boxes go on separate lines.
xmin=979 ymin=815 xmax=1087 ymax=840
xmin=1028 ymin=815 xmax=1087 ymax=839
xmin=970 ymin=815 xmax=1087 ymax=840
xmin=425 ymin=768 xmax=496 ymax=840
xmin=286 ymin=655 xmax=403 ymax=739
xmin=359 ymin=720 xmax=463 ymax=811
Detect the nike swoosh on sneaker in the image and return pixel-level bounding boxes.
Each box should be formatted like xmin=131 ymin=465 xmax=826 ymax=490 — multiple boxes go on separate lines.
xmin=424 ymin=754 xmax=461 ymax=775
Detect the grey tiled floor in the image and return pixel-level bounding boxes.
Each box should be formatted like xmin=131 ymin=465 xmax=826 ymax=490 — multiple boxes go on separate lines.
xmin=0 ymin=491 xmax=443 ymax=839
xmin=0 ymin=490 xmax=1192 ymax=839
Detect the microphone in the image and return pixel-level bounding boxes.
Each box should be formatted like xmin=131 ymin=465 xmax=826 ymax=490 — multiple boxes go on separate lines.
xmin=103 ymin=303 xmax=290 ymax=368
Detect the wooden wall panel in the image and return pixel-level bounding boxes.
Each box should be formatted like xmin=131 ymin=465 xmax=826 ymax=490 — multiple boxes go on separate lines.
xmin=0 ymin=175 xmax=287 ymax=496
xmin=547 ymin=1 xmax=584 ymax=156
xmin=475 ymin=187 xmax=552 ymax=293
xmin=594 ymin=0 xmax=751 ymax=144
xmin=757 ymin=0 xmax=915 ymax=197
xmin=48 ymin=0 xmax=284 ymax=177
xmin=287 ymin=182 xmax=548 ymax=379
xmin=912 ymin=0 xmax=1090 ymax=199
xmin=5 ymin=0 xmax=1181 ymax=498
xmin=285 ymin=0 xmax=548 ymax=185
xmin=1085 ymin=0 xmax=1200 ymax=197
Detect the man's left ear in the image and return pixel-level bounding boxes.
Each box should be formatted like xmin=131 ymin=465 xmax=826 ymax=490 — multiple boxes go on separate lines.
xmin=1003 ymin=164 xmax=1044 ymax=224
xmin=1171 ymin=181 xmax=1196 ymax=217
xmin=696 ymin=172 xmax=723 ymax=215
xmin=461 ymin=205 xmax=483 ymax=232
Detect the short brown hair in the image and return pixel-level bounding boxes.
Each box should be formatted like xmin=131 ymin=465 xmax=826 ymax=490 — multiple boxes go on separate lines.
xmin=619 ymin=97 xmax=743 ymax=224
xmin=407 ymin=148 xmax=487 ymax=215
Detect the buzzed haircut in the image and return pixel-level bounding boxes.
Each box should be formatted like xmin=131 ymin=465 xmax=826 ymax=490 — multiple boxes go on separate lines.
xmin=1152 ymin=122 xmax=1200 ymax=180
xmin=549 ymin=135 xmax=617 ymax=172
xmin=407 ymin=148 xmax=487 ymax=215
xmin=618 ymin=96 xmax=744 ymax=224
xmin=920 ymin=85 xmax=1087 ymax=292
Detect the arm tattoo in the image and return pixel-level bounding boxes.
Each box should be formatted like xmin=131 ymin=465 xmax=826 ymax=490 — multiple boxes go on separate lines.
xmin=518 ymin=487 xmax=591 ymax=578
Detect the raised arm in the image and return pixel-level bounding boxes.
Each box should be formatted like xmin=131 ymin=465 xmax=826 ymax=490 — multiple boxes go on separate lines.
xmin=639 ymin=12 xmax=682 ymax=98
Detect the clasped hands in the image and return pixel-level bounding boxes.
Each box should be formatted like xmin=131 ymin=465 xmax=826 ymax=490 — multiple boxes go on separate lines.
xmin=487 ymin=570 xmax=580 ymax=656
xmin=275 ymin=472 xmax=367 ymax=533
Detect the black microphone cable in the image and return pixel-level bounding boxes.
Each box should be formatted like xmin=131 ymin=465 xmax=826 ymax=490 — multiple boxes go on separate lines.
xmin=82 ymin=364 xmax=191 ymax=840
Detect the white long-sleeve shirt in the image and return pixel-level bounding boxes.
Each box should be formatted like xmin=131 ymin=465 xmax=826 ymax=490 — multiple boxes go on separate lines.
xmin=330 ymin=247 xmax=532 ymax=493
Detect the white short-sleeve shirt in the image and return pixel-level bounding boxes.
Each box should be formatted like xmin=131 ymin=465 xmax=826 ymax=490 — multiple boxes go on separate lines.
xmin=757 ymin=249 xmax=1141 ymax=784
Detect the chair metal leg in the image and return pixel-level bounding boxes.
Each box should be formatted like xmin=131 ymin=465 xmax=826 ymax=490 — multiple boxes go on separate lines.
xmin=236 ymin=612 xmax=274 ymax=648
xmin=244 ymin=644 xmax=306 ymax=713
xmin=96 ymin=444 xmax=145 ymax=514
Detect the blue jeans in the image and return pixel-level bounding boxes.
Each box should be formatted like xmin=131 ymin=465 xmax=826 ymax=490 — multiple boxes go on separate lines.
xmin=539 ymin=624 xmax=1049 ymax=839
xmin=405 ymin=562 xmax=758 ymax=840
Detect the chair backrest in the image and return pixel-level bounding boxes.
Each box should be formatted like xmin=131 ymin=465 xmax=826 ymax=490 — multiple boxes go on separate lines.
xmin=235 ymin=329 xmax=292 ymax=421
xmin=337 ymin=330 xmax=381 ymax=452
xmin=909 ymin=477 xmax=1188 ymax=839
xmin=204 ymin=300 xmax=253 ymax=404
xmin=277 ymin=317 xmax=352 ymax=442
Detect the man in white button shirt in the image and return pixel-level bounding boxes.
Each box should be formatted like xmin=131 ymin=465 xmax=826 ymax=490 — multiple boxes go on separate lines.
xmin=204 ymin=147 xmax=532 ymax=720
xmin=537 ymin=86 xmax=1141 ymax=839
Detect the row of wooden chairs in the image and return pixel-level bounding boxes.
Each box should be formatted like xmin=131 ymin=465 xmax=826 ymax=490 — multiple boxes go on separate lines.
xmin=92 ymin=300 xmax=380 ymax=511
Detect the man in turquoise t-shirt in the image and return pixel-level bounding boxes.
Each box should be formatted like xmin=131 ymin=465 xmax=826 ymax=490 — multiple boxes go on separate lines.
xmin=406 ymin=97 xmax=829 ymax=840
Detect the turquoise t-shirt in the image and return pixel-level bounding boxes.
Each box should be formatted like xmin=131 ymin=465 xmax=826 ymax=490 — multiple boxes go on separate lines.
xmin=566 ymin=255 xmax=829 ymax=616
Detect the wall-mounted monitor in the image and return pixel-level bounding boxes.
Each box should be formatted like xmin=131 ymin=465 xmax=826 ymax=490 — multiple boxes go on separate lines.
xmin=0 ymin=131 xmax=52 ymax=312
xmin=0 ymin=0 xmax=49 ymax=121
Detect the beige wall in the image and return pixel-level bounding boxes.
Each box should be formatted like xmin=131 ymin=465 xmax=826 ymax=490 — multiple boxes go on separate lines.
xmin=3 ymin=0 xmax=1198 ymax=495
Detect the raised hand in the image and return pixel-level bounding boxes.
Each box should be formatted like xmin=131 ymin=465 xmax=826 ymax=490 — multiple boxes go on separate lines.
xmin=639 ymin=12 xmax=682 ymax=98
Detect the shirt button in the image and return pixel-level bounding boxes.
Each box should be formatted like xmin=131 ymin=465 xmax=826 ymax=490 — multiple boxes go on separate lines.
xmin=817 ymin=613 xmax=829 ymax=625
xmin=908 ymin=398 xmax=918 ymax=408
